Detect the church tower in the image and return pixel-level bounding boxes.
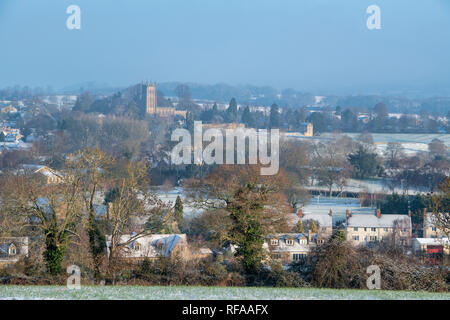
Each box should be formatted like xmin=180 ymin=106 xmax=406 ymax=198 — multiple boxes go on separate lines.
xmin=142 ymin=82 xmax=157 ymax=114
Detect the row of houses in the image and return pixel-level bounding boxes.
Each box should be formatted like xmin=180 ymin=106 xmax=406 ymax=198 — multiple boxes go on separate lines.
xmin=1 ymin=207 xmax=447 ymax=268
xmin=269 ymin=207 xmax=448 ymax=265
xmin=0 ymin=234 xmax=208 ymax=268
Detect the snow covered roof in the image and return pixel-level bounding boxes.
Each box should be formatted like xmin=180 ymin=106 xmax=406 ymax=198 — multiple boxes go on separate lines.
xmin=199 ymin=247 xmax=213 ymax=255
xmin=300 ymin=213 xmax=332 ymax=228
xmin=413 ymin=238 xmax=449 ymax=246
xmin=20 ymin=164 xmax=62 ymax=178
xmin=107 ymin=234 xmax=187 ymax=258
xmin=347 ymin=213 xmax=411 ymax=228
xmin=291 ymin=197 xmax=376 ymax=227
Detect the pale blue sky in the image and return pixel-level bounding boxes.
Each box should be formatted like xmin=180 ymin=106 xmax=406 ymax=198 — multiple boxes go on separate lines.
xmin=0 ymin=0 xmax=449 ymax=94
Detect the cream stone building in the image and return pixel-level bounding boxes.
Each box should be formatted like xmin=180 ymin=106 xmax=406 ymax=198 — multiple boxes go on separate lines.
xmin=423 ymin=210 xmax=448 ymax=238
xmin=106 ymin=234 xmax=190 ymax=262
xmin=346 ymin=209 xmax=412 ymax=247
xmin=21 ymin=164 xmax=64 ymax=184
xmin=264 ymin=231 xmax=325 ymax=265
xmin=141 ymin=82 xmax=187 ymax=118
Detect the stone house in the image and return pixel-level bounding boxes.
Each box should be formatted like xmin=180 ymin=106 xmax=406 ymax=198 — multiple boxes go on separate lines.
xmin=346 ymin=209 xmax=412 ymax=247
xmin=0 ymin=237 xmax=29 ymax=267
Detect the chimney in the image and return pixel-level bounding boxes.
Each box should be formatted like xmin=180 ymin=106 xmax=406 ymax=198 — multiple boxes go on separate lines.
xmin=408 ymin=209 xmax=411 ymax=217
xmin=308 ymin=229 xmax=312 ymax=243
xmin=329 ymin=208 xmax=332 ymax=216
xmin=297 ymin=208 xmax=303 ymax=218
xmin=346 ymin=209 xmax=350 ymax=219
xmin=376 ymin=209 xmax=381 ymax=218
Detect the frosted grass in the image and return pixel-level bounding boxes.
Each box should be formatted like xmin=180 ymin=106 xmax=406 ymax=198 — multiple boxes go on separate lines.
xmin=0 ymin=285 xmax=448 ymax=300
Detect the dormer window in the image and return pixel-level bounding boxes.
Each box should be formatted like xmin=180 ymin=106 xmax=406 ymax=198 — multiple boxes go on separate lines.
xmin=299 ymin=239 xmax=307 ymax=245
xmin=133 ymin=242 xmax=141 ymax=251
xmin=270 ymin=239 xmax=279 ymax=246
xmin=286 ymin=239 xmax=294 ymax=246
xmin=8 ymin=244 xmax=17 ymax=256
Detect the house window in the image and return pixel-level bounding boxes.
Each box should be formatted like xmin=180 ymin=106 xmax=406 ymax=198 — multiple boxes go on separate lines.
xmin=384 ymin=228 xmax=388 ymax=232
xmin=134 ymin=243 xmax=141 ymax=251
xmin=371 ymin=228 xmax=376 ymax=232
xmin=292 ymin=253 xmax=306 ymax=261
xmin=432 ymin=227 xmax=437 ymax=232
xmin=270 ymin=239 xmax=279 ymax=246
xmin=299 ymin=239 xmax=307 ymax=245
xmin=353 ymin=227 xmax=358 ymax=231
xmin=286 ymin=239 xmax=294 ymax=246
xmin=8 ymin=244 xmax=17 ymax=256
xmin=369 ymin=236 xmax=377 ymax=242
xmin=352 ymin=235 xmax=359 ymax=241
xmin=402 ymin=229 xmax=406 ymax=232
xmin=271 ymin=253 xmax=281 ymax=260
xmin=364 ymin=228 xmax=367 ymax=232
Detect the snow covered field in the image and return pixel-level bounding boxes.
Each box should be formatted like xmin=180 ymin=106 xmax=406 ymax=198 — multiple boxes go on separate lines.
xmin=154 ymin=187 xmax=203 ymax=219
xmin=287 ymin=133 xmax=450 ymax=155
xmin=0 ymin=285 xmax=448 ymax=300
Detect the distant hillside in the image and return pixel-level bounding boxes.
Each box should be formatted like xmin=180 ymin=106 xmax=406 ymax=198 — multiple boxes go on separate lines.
xmin=57 ymin=81 xmax=450 ymax=115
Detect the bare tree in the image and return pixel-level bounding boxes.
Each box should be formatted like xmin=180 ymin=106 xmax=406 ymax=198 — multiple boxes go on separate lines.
xmin=312 ymin=141 xmax=351 ymax=197
xmin=105 ymin=161 xmax=167 ymax=280
xmin=1 ymin=169 xmax=83 ymax=274
xmin=430 ymin=177 xmax=450 ymax=240
xmin=384 ymin=142 xmax=405 ymax=169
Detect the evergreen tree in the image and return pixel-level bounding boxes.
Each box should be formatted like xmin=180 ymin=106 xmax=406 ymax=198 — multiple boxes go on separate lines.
xmin=295 ymin=220 xmax=304 ymax=233
xmin=310 ymin=221 xmax=318 ymax=233
xmin=348 ymin=145 xmax=381 ymax=179
xmin=331 ymin=229 xmax=346 ymax=243
xmin=186 ymin=112 xmax=195 ymax=132
xmin=226 ymin=98 xmax=238 ymax=122
xmin=174 ymin=195 xmax=184 ymax=230
xmin=212 ymin=102 xmax=218 ymax=114
xmin=270 ymin=103 xmax=281 ymax=128
xmin=308 ymin=112 xmax=327 ymax=133
xmin=241 ymin=105 xmax=254 ymax=127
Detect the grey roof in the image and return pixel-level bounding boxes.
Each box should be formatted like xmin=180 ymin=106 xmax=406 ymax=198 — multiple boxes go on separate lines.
xmin=347 ymin=214 xmax=411 ymax=228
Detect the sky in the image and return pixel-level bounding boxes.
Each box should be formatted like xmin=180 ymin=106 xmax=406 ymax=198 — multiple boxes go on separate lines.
xmin=0 ymin=0 xmax=449 ymax=95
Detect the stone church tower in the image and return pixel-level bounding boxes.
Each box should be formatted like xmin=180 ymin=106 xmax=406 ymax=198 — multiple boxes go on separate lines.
xmin=141 ymin=82 xmax=157 ymax=114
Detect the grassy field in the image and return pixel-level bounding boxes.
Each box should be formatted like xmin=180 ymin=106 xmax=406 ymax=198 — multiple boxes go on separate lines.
xmin=0 ymin=285 xmax=449 ymax=300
